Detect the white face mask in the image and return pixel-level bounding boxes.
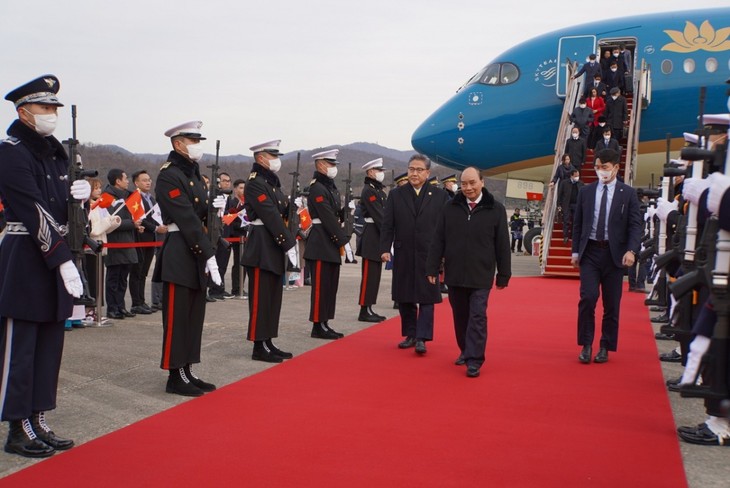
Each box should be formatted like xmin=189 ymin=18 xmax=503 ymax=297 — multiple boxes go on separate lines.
xmin=375 ymin=171 xmax=385 ymax=183
xmin=604 ymin=135 xmax=611 ymax=141
xmin=571 ymin=177 xmax=580 ymax=183
xmin=268 ymin=157 xmax=281 ymax=173
xmin=579 ymin=104 xmax=586 ymax=109
xmin=611 ymin=95 xmax=618 ymax=100
xmin=23 ymin=108 xmax=57 ymax=136
xmin=611 ymin=68 xmax=617 ymax=72
xmin=572 ymin=133 xmax=579 ymax=139
xmin=326 ymin=166 xmax=338 ymax=179
xmin=595 ymin=169 xmax=613 ymax=182
xmin=186 ymin=143 xmax=204 ymax=162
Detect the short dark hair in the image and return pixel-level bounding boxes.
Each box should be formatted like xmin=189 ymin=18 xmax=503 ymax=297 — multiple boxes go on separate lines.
xmin=579 ymin=97 xmax=586 ymax=104
xmin=131 ymin=170 xmax=148 ymax=182
xmin=107 ymin=168 xmax=125 ymax=186
xmin=571 ymin=169 xmax=580 ymax=176
xmin=589 ymin=54 xmax=596 ymax=60
xmin=597 ymin=149 xmax=620 ymax=165
xmin=233 ymin=178 xmax=245 ymax=187
xmin=408 ymin=154 xmax=431 ymax=169
xmin=219 ymin=172 xmax=231 ymax=179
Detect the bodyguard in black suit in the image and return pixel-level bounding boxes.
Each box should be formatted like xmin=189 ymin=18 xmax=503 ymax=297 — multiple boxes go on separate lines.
xmin=593 ymin=126 xmax=622 ymax=160
xmin=356 ymin=158 xmax=388 ymax=323
xmin=153 ymin=121 xmax=219 ymax=397
xmin=426 ymin=168 xmax=511 ymax=377
xmin=241 ymin=140 xmax=297 ymax=362
xmin=303 ymin=149 xmax=352 ymax=340
xmin=605 ymin=87 xmax=628 ymax=141
xmin=571 ymin=149 xmax=642 ymax=363
xmin=0 ymin=75 xmax=86 ymax=457
xmin=380 ymin=154 xmax=449 ymax=354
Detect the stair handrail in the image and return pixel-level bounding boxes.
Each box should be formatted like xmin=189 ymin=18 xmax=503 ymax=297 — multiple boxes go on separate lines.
xmin=541 ymin=59 xmax=581 ymax=274
xmin=623 ymin=60 xmax=648 ymax=186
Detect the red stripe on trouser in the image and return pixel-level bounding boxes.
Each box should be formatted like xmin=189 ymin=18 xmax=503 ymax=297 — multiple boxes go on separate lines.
xmin=313 ymin=260 xmax=322 ymax=323
xmin=162 ymin=283 xmax=175 ymax=369
xmin=359 ymin=259 xmax=369 ymax=306
xmin=249 ymin=268 xmax=260 ymax=340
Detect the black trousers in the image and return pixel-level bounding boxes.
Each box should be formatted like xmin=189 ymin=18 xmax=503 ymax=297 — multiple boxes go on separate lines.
xmin=358 ymin=258 xmax=382 ymax=306
xmin=246 ymin=267 xmax=283 ymax=341
xmin=448 ymin=286 xmax=490 ymax=368
xmin=231 ymin=243 xmax=245 ymax=295
xmin=398 ymin=303 xmax=434 ymax=341
xmin=160 ymin=282 xmax=206 ymax=370
xmin=0 ymin=317 xmax=65 ymax=421
xmin=106 ymin=263 xmax=130 ymax=314
xmin=577 ymin=242 xmax=624 ymax=351
xmin=210 ymin=243 xmax=232 ymax=295
xmin=130 ymin=246 xmax=155 ymax=307
xmin=307 ymin=259 xmax=340 ymax=323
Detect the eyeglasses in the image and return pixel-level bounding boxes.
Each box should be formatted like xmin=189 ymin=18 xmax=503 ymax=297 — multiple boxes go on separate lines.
xmin=407 ymin=167 xmax=427 ymax=173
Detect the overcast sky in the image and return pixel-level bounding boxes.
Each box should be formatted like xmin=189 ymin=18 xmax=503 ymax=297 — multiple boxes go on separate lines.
xmin=0 ymin=1 xmax=724 ymax=155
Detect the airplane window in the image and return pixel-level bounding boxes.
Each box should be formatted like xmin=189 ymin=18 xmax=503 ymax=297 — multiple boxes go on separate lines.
xmin=477 ymin=63 xmax=519 ymax=86
xmin=706 ymin=58 xmax=718 ymax=73
xmin=661 ymin=59 xmax=673 ymax=75
xmin=500 ymin=63 xmax=520 ymax=84
xmin=683 ymin=58 xmax=696 ymax=74
xmin=481 ymin=64 xmax=501 ymax=85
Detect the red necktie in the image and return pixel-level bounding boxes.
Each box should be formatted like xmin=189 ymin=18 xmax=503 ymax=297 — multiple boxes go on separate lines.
xmin=469 ymin=202 xmax=477 ymax=211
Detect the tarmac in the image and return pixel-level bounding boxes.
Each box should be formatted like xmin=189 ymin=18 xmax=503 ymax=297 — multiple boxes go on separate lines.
xmin=0 ymin=253 xmax=727 ymax=486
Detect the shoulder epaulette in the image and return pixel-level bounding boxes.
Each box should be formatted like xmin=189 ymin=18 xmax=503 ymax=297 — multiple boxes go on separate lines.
xmin=249 ymin=171 xmax=257 ymax=180
xmin=0 ymin=136 xmax=20 ymax=146
xmin=160 ymin=161 xmax=171 ymax=170
xmin=310 ymin=179 xmax=317 ymax=185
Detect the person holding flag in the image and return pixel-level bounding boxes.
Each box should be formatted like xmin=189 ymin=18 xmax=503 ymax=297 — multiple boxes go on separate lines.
xmin=103 ymin=169 xmax=139 ymax=320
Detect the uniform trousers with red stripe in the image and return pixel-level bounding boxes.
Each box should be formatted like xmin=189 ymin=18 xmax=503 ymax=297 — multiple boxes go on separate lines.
xmin=0 ymin=317 xmax=64 ymax=421
xmin=160 ymin=282 xmax=206 ymax=370
xmin=306 ymin=259 xmax=340 ymax=323
xmin=246 ymin=267 xmax=283 ymax=341
xmin=358 ymin=258 xmax=382 ymax=306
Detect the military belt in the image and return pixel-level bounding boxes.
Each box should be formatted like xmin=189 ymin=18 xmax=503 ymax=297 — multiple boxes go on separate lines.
xmin=249 ymin=219 xmax=264 ymax=226
xmin=364 ymin=218 xmax=375 ymax=223
xmin=5 ymin=222 xmax=29 ymax=235
xmin=167 ymin=223 xmax=180 ymax=232
xmin=311 ymin=218 xmax=322 ymax=224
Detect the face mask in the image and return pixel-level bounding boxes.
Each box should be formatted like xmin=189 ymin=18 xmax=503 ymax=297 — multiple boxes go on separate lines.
xmin=595 ymin=169 xmax=613 ymax=182
xmin=375 ymin=172 xmax=385 ymax=183
xmin=268 ymin=158 xmax=281 ymax=173
xmin=611 ymin=95 xmax=618 ymax=100
xmin=571 ymin=177 xmax=580 ymax=183
xmin=23 ymin=108 xmax=57 ymax=136
xmin=326 ymin=166 xmax=338 ymax=179
xmin=599 ymin=122 xmax=606 ymax=127
xmin=613 ymin=53 xmax=619 ymax=57
xmin=572 ymin=133 xmax=579 ymax=139
xmin=611 ymin=68 xmax=617 ymax=72
xmin=186 ymin=143 xmax=204 ymax=162
xmin=579 ymin=104 xmax=586 ymax=109
xmin=604 ymin=135 xmax=611 ymax=141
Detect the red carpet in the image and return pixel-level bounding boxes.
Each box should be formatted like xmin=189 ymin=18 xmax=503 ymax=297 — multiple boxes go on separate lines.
xmin=1 ymin=277 xmax=686 ymax=487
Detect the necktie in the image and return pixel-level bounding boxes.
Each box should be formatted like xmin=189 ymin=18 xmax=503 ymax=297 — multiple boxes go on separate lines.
xmin=468 ymin=202 xmax=477 ymax=211
xmin=596 ymin=185 xmax=607 ymax=240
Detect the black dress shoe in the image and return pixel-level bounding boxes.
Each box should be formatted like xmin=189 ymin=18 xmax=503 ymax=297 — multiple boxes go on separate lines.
xmin=650 ymin=306 xmax=666 ymax=312
xmin=4 ymin=419 xmax=55 ymax=458
xmin=130 ymin=306 xmax=153 ymax=315
xmin=594 ymin=347 xmax=609 ymax=363
xmin=655 ymin=332 xmax=675 ymax=341
xmin=415 ymin=340 xmax=427 ymax=354
xmin=166 ymin=368 xmax=204 ymax=397
xmin=466 ymin=366 xmax=480 ymax=378
xmin=659 ymin=349 xmax=682 ymax=362
xmin=31 ymin=412 xmax=74 ymax=450
xmin=651 ymin=313 xmax=669 ymax=323
xmin=209 ymin=293 xmax=226 ymax=301
xmin=455 ymin=354 xmax=466 ymax=366
xmin=358 ymin=310 xmax=382 ymax=323
xmin=578 ymin=345 xmax=592 ymax=364
xmin=150 ymin=303 xmax=162 ymax=311
xmin=398 ymin=337 xmax=416 ymax=349
xmin=266 ymin=340 xmax=293 ymax=359
xmin=630 ymin=287 xmax=647 ymax=293
xmin=107 ymin=311 xmax=125 ymax=320
xmin=121 ymin=309 xmax=136 ymax=318
xmin=311 ymin=323 xmax=341 ymax=340
xmin=252 ymin=348 xmax=284 ymax=363
xmin=677 ymin=423 xmax=730 ymax=446
xmin=322 ymin=323 xmax=344 ymax=338
xmin=666 ymin=377 xmax=682 ymax=392
xmin=183 ymin=365 xmax=216 ymax=392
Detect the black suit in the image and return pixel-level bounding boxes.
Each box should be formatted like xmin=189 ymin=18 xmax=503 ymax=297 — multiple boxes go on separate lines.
xmin=130 ymin=190 xmax=157 ymax=307
xmin=558 ymin=179 xmax=584 ymax=237
xmin=572 ymin=179 xmax=642 ymax=351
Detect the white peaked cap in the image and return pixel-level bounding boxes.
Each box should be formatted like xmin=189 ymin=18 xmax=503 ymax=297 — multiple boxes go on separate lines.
xmin=362 ymin=158 xmax=384 ymax=171
xmin=312 ymin=149 xmax=339 ymax=163
xmin=249 ymin=139 xmax=283 ymax=155
xmin=164 ymin=120 xmax=206 ymax=139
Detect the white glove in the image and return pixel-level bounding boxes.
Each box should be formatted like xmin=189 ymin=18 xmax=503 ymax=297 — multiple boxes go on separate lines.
xmin=645 ymin=206 xmax=656 ymax=220
xmin=681 ymin=177 xmax=710 ymax=205
xmin=707 ymin=172 xmax=730 ymax=215
xmin=294 ymin=196 xmax=303 ymax=208
xmin=205 ymin=256 xmax=222 ymax=286
xmin=680 ymin=335 xmax=711 ymax=385
xmin=348 ymin=200 xmax=356 ymax=210
xmin=655 ymin=199 xmax=678 ymax=222
xmin=212 ymin=195 xmax=227 ymax=210
xmin=286 ymin=246 xmax=298 ymax=267
xmin=59 ymin=260 xmax=82 ymax=298
xmin=344 ymin=242 xmax=354 ymax=262
xmin=70 ymin=179 xmax=91 ymax=201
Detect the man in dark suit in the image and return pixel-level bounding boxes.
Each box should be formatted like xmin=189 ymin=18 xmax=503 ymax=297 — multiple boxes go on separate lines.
xmin=380 ymin=154 xmax=449 ymax=354
xmin=558 ymin=169 xmax=584 ymax=244
xmin=129 ymin=170 xmax=165 ymax=315
xmin=605 ymin=87 xmax=628 ymax=142
xmin=572 ymin=53 xmax=601 ymax=83
xmin=571 ymin=149 xmax=642 ymax=363
xmin=426 ymin=167 xmax=511 ymax=377
xmin=593 ymin=126 xmax=621 ymax=162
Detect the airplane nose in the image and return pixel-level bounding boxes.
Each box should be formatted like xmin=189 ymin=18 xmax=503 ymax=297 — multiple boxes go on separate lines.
xmin=411 ymin=107 xmax=464 ymax=166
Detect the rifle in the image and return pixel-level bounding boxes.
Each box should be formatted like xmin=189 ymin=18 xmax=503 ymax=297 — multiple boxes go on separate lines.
xmin=207 ymin=140 xmax=230 ymax=250
xmin=63 ymin=105 xmax=99 ymax=306
xmin=343 ymin=162 xmax=355 ymax=238
xmin=288 ymin=152 xmax=301 ymax=237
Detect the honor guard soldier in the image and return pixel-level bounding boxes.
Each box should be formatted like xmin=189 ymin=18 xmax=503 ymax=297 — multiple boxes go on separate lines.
xmin=357 ymin=158 xmax=388 ymax=322
xmin=153 ymin=121 xmax=220 ymax=397
xmin=0 ymin=75 xmax=90 ymax=457
xmin=241 ymin=140 xmax=298 ymax=362
xmin=304 ymin=149 xmax=353 ymax=339
xmin=395 ymin=172 xmax=409 ymax=187
xmin=441 ymin=174 xmax=458 ymax=199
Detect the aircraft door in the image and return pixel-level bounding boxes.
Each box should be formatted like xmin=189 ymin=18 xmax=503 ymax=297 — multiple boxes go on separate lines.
xmin=557 ymin=35 xmax=596 ymax=97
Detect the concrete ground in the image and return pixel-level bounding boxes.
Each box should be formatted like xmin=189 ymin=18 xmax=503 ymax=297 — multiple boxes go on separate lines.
xmin=0 ymin=253 xmax=727 ymax=486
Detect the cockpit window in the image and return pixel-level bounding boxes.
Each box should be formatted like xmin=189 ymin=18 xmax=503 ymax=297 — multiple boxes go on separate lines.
xmin=465 ymin=63 xmax=520 ymax=88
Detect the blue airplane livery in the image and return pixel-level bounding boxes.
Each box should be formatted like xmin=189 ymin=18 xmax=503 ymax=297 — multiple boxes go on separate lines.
xmin=411 ymin=8 xmax=730 ymax=177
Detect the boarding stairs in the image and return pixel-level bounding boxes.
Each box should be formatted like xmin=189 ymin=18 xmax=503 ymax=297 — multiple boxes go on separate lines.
xmin=540 ymin=60 xmax=649 ymax=277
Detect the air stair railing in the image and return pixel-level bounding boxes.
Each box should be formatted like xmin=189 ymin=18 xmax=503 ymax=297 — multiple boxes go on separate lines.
xmin=623 ymin=60 xmax=650 ymax=186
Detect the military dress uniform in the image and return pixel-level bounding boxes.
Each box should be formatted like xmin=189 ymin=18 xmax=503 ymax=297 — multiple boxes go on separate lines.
xmin=304 ymin=150 xmax=350 ymax=339
xmin=241 ymin=140 xmax=297 ymax=362
xmin=0 ymin=75 xmax=77 ymax=457
xmin=356 ymin=159 xmax=388 ymax=322
xmin=153 ymin=121 xmax=216 ymax=396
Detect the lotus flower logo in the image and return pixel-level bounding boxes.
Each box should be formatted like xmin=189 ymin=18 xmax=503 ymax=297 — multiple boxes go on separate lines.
xmin=662 ymin=20 xmax=730 ymax=53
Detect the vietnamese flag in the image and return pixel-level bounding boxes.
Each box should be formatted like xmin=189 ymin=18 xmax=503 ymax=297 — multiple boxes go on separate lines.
xmin=125 ymin=191 xmax=145 ymax=221
xmin=526 ymin=192 xmax=543 ymax=201
xmin=91 ymin=192 xmax=115 ymax=210
xmin=298 ymin=207 xmax=312 ymax=231
xmin=222 ymin=212 xmax=238 ymax=226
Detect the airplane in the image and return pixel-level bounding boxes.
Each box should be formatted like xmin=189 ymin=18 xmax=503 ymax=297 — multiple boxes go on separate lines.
xmin=411 ymin=8 xmax=730 ymax=185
